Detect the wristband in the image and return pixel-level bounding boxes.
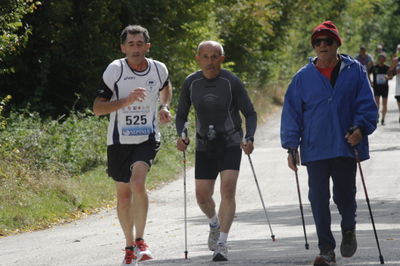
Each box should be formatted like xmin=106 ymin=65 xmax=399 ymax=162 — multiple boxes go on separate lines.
xmin=348 ymin=126 xmax=363 ymax=136
xmin=245 ymin=136 xmax=254 ymax=142
xmin=159 ymin=104 xmax=169 ymax=111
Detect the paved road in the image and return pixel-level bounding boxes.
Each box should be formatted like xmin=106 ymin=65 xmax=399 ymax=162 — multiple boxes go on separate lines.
xmin=1 ymin=80 xmax=400 ymax=266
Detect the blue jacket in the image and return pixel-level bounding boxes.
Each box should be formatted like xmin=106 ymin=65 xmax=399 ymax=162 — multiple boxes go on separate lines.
xmin=280 ymin=54 xmax=378 ymax=164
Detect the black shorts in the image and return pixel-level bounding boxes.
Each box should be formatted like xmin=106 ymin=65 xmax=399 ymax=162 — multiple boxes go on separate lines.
xmin=395 ymin=95 xmax=400 ymax=102
xmin=373 ymin=85 xmax=389 ymax=98
xmin=107 ymin=139 xmax=160 ymax=183
xmin=195 ymin=146 xmax=242 ymax=180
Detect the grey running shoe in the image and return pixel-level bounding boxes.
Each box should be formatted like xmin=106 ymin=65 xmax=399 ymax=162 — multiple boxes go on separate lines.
xmin=212 ymin=242 xmax=228 ymax=261
xmin=313 ymin=249 xmax=336 ymax=266
xmin=208 ymin=224 xmax=220 ymax=251
xmin=340 ymin=230 xmax=357 ymax=257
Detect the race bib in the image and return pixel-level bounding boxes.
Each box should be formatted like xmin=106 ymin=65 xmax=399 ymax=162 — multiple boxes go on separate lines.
xmin=121 ymin=105 xmax=153 ymax=136
xmin=122 ymin=126 xmax=152 ymax=136
xmin=376 ymin=74 xmax=386 ymax=85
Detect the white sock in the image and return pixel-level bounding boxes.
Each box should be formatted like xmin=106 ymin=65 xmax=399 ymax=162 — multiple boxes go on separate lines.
xmin=209 ymin=215 xmax=219 ymax=227
xmin=218 ymin=232 xmax=228 ymax=244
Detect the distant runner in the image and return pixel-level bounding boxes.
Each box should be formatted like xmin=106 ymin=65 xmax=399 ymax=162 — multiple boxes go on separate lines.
xmin=369 ymin=53 xmax=393 ymax=125
xmin=354 ymin=45 xmax=373 ymax=72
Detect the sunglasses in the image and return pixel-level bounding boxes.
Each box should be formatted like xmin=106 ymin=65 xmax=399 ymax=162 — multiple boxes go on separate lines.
xmin=312 ymin=37 xmax=334 ymax=47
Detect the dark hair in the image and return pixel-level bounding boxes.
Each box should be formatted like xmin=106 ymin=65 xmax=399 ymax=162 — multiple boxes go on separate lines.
xmin=120 ymin=25 xmax=150 ymax=44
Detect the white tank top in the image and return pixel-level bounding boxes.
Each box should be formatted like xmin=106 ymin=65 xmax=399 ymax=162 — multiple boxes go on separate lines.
xmin=102 ymin=58 xmax=168 ymax=145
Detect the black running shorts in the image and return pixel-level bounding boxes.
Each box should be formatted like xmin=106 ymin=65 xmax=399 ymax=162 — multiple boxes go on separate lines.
xmin=195 ymin=146 xmax=242 ymax=180
xmin=373 ymin=85 xmax=389 ymax=98
xmin=107 ymin=139 xmax=160 ymax=183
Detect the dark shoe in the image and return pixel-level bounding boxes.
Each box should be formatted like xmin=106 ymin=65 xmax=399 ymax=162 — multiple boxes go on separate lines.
xmin=212 ymin=242 xmax=228 ymax=261
xmin=340 ymin=230 xmax=357 ymax=257
xmin=381 ymin=119 xmax=385 ymax=125
xmin=313 ymin=249 xmax=336 ymax=266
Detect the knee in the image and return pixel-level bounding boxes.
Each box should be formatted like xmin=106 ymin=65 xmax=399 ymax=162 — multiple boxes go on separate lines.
xmin=196 ymin=190 xmax=212 ymax=205
xmin=333 ymin=191 xmax=356 ymax=209
xmin=221 ymin=186 xmax=236 ymax=202
xmin=308 ymin=191 xmax=329 ymax=208
xmin=131 ymin=177 xmax=146 ymax=195
xmin=117 ymin=192 xmax=132 ymax=208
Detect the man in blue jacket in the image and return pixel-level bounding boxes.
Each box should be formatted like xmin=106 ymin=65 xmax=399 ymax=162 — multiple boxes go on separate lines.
xmin=280 ymin=21 xmax=377 ymax=266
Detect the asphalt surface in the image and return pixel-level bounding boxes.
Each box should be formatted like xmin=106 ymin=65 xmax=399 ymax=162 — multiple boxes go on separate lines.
xmin=1 ymin=80 xmax=400 ymax=266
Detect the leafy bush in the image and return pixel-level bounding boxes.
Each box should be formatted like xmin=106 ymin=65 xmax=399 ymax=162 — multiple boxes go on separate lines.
xmin=0 ymin=106 xmax=196 ymax=235
xmin=0 ymin=109 xmax=107 ymax=176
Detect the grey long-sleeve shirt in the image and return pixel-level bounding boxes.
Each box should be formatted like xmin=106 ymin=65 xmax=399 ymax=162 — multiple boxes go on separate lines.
xmin=176 ymin=69 xmax=257 ymax=151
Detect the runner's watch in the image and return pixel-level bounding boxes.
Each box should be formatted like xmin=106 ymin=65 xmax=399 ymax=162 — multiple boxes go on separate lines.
xmin=159 ymin=104 xmax=169 ymax=111
xmin=245 ymin=136 xmax=254 ymax=142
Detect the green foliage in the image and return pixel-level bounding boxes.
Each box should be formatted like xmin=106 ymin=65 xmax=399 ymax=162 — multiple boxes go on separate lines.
xmin=0 ymin=109 xmax=107 ymax=175
xmin=0 ymin=0 xmax=41 ymax=74
xmin=0 ymin=0 xmax=221 ymax=115
xmin=2 ymin=0 xmax=400 ymax=115
xmin=0 ymin=164 xmax=115 ymax=235
xmin=0 ymin=95 xmax=12 ymax=129
xmin=216 ymin=0 xmax=290 ymax=85
xmin=341 ymin=0 xmax=400 ymax=58
xmin=0 ymin=106 xmax=194 ymax=235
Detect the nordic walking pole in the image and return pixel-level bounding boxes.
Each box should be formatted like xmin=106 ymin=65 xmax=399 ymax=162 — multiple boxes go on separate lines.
xmin=354 ymin=149 xmax=384 ymax=264
xmin=181 ymin=123 xmax=189 ymax=259
xmin=348 ymin=127 xmax=384 ymax=264
xmin=247 ymin=154 xmax=275 ymax=241
xmin=289 ymin=149 xmax=309 ymax=250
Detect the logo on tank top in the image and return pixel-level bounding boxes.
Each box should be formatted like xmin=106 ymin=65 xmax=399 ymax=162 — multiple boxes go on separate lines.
xmin=146 ymin=79 xmax=157 ymax=92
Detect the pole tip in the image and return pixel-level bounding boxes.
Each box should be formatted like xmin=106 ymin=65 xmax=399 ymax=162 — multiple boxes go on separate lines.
xmin=184 ymin=251 xmax=188 ymax=259
xmin=379 ymin=255 xmax=384 ymax=264
xmin=271 ymin=235 xmax=276 ymax=242
xmin=305 ymin=243 xmax=309 ymax=250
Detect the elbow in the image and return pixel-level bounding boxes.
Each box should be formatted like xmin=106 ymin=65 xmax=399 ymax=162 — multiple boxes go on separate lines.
xmin=93 ymin=110 xmax=102 ymax=117
xmin=93 ymin=107 xmax=105 ymax=117
xmin=92 ymin=105 xmax=103 ymax=116
xmin=93 ymin=98 xmax=105 ymax=116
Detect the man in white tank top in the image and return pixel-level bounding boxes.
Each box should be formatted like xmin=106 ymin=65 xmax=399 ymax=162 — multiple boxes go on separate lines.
xmin=93 ymin=25 xmax=171 ymax=265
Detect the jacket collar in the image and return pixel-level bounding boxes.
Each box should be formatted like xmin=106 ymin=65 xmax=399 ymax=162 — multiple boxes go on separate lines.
xmin=309 ymin=54 xmax=355 ymax=66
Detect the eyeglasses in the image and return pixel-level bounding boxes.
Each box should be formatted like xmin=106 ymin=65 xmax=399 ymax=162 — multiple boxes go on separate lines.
xmin=312 ymin=37 xmax=334 ymax=47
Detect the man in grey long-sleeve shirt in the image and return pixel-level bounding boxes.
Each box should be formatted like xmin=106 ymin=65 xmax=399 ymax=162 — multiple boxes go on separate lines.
xmin=176 ymin=40 xmax=257 ymax=262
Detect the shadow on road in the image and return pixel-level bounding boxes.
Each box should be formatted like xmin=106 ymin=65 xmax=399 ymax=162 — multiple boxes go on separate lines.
xmin=152 ymin=199 xmax=400 ymax=265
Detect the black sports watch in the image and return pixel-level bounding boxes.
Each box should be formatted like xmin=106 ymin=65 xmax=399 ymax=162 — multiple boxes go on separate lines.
xmin=159 ymin=104 xmax=169 ymax=111
xmin=245 ymin=136 xmax=254 ymax=142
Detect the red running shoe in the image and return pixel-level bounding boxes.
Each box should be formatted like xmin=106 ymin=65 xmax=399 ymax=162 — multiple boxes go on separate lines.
xmin=121 ymin=247 xmax=136 ymax=265
xmin=135 ymin=239 xmax=153 ymax=261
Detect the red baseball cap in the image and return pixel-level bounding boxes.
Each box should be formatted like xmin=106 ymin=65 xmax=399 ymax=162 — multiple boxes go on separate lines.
xmin=311 ymin=21 xmax=342 ymax=46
